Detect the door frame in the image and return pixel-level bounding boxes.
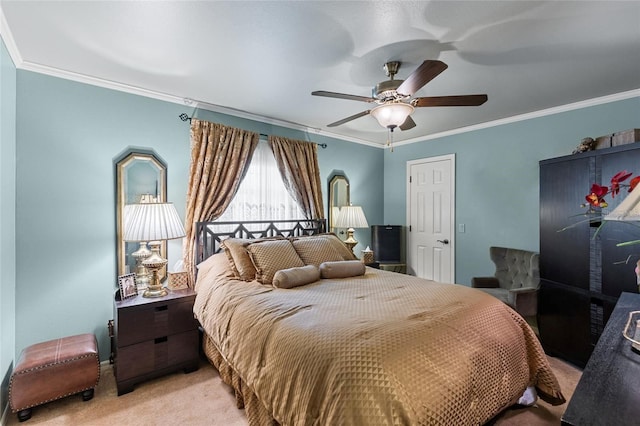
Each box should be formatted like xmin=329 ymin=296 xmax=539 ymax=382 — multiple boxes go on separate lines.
xmin=406 ymin=154 xmax=456 ymax=282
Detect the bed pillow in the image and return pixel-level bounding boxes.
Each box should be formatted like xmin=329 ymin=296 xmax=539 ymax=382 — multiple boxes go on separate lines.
xmin=221 ymin=236 xmax=283 ymax=281
xmin=196 ymin=251 xmax=232 ymax=274
xmin=319 ymin=260 xmax=366 ymax=279
xmin=292 ymin=236 xmax=344 ymax=266
xmin=318 ymin=234 xmax=358 ymax=260
xmin=247 ymin=239 xmax=305 ymax=284
xmin=194 ymin=252 xmax=234 ymax=292
xmin=272 ymin=265 xmax=320 ymax=289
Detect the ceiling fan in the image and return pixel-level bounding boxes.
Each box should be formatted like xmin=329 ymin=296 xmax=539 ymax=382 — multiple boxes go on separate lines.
xmin=312 ymin=60 xmax=488 ymax=132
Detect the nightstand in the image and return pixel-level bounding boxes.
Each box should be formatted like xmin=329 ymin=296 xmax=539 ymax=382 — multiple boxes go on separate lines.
xmin=378 ymin=262 xmax=407 ymax=274
xmin=112 ymin=288 xmax=199 ymax=395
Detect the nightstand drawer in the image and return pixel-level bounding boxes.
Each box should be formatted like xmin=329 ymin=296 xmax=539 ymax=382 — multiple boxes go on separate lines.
xmin=117 ymin=300 xmax=197 ymax=346
xmin=115 ymin=329 xmax=198 ymax=381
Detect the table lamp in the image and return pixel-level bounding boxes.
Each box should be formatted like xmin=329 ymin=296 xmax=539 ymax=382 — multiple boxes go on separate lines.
xmin=123 ymin=202 xmax=186 ymax=298
xmin=335 ymin=205 xmax=369 ymax=253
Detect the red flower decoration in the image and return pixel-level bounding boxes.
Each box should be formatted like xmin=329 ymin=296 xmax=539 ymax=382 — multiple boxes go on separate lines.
xmin=610 ymin=170 xmax=633 ymax=197
xmin=584 ymin=171 xmax=640 ymax=210
xmin=585 ymin=183 xmax=609 ymax=208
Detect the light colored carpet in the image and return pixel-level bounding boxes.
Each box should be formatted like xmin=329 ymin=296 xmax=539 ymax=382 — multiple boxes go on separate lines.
xmin=5 ymin=355 xmax=581 ymax=425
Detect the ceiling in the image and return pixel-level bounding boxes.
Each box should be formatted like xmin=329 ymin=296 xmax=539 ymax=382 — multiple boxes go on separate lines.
xmin=1 ymin=1 xmax=639 ymax=147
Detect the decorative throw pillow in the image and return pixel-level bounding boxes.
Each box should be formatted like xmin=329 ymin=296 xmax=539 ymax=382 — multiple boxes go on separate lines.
xmin=292 ymin=237 xmax=344 ymax=267
xmin=320 ymin=260 xmax=366 ymax=279
xmin=272 ymin=265 xmax=320 ymax=289
xmin=318 ymin=234 xmax=357 ymax=260
xmin=247 ymin=239 xmax=305 ymax=284
xmin=221 ymin=236 xmax=283 ymax=281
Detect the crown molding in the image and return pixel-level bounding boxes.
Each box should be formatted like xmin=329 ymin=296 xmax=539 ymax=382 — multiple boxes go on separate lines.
xmin=184 ymin=99 xmax=383 ymax=148
xmin=2 ymin=11 xmax=636 ymax=151
xmin=16 ymin=57 xmax=382 ymax=148
xmin=390 ymin=89 xmax=640 ymax=149
xmin=0 ymin=6 xmax=22 ymax=66
xmin=16 ymin=56 xmax=640 ymax=151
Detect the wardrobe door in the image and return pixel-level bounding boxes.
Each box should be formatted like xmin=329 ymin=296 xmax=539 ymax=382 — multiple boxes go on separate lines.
xmin=539 ymin=154 xmax=595 ymax=367
xmin=538 ymin=280 xmax=592 ymax=366
xmin=539 ymin=156 xmax=593 ymax=290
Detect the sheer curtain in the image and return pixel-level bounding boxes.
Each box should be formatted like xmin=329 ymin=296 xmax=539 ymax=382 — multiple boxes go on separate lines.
xmin=217 ymin=141 xmax=305 ymax=222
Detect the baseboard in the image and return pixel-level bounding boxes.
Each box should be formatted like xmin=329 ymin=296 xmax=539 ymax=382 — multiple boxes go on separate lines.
xmin=1 ymin=361 xmax=12 ymax=426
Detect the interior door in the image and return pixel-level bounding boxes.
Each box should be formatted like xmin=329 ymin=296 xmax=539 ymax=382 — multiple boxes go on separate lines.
xmin=407 ymin=155 xmax=455 ymax=282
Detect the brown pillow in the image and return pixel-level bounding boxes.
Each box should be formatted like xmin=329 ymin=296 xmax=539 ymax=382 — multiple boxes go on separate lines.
xmin=272 ymin=265 xmax=320 ymax=289
xmin=319 ymin=234 xmax=357 ymax=260
xmin=292 ymin=237 xmax=344 ymax=266
xmin=221 ymin=236 xmax=283 ymax=281
xmin=194 ymin=253 xmax=234 ymax=292
xmin=247 ymin=239 xmax=305 ymax=284
xmin=320 ymin=260 xmax=366 ymax=279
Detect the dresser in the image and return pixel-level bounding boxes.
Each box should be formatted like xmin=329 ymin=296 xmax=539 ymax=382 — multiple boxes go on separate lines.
xmin=112 ymin=288 xmax=199 ymax=395
xmin=562 ymin=292 xmax=640 ymax=425
xmin=539 ymin=143 xmax=640 ymax=367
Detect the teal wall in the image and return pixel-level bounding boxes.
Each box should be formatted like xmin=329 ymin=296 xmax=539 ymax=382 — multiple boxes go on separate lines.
xmin=0 ymin=37 xmax=17 ymax=415
xmin=14 ymin=71 xmax=382 ymax=362
xmin=384 ymin=97 xmax=640 ymax=286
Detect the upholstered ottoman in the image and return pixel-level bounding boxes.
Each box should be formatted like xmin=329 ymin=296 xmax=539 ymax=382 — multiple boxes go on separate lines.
xmin=9 ymin=333 xmax=100 ymax=422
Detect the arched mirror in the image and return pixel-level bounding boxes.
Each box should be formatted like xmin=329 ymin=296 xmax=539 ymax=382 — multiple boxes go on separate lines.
xmin=328 ymin=173 xmax=350 ymax=234
xmin=115 ymin=149 xmax=167 ymax=290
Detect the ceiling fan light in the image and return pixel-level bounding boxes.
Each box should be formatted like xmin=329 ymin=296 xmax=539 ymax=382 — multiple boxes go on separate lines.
xmin=370 ymin=103 xmax=414 ymax=129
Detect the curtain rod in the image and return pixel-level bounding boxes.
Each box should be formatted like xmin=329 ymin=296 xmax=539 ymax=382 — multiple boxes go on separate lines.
xmin=179 ymin=113 xmax=327 ymax=149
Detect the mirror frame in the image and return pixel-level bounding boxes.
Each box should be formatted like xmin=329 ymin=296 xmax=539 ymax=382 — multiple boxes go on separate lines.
xmin=328 ymin=173 xmax=350 ymax=234
xmin=115 ymin=148 xmax=168 ymax=284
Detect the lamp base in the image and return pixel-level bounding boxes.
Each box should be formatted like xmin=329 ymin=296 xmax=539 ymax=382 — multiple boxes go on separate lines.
xmin=344 ymin=228 xmax=358 ymax=254
xmin=143 ymin=285 xmax=169 ymax=298
xmin=141 ymin=241 xmax=169 ymax=298
xmin=131 ymin=242 xmax=151 ymax=290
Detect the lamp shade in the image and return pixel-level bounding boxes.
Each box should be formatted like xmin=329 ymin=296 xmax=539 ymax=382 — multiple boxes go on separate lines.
xmin=335 ymin=205 xmax=369 ymax=229
xmin=605 ymin=185 xmax=640 ymax=221
xmin=331 ymin=206 xmax=341 ymax=228
xmin=123 ymin=202 xmax=186 ymax=242
xmin=370 ymin=102 xmax=414 ymax=129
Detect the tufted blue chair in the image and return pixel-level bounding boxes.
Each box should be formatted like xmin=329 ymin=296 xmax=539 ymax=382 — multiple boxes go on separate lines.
xmin=471 ymin=247 xmax=540 ymax=317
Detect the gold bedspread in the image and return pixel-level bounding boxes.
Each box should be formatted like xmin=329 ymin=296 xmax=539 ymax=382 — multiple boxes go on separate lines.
xmin=194 ymin=255 xmax=564 ymax=425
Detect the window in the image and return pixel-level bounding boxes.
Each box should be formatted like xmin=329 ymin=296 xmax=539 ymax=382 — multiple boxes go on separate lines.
xmin=217 ymin=141 xmax=304 ymax=222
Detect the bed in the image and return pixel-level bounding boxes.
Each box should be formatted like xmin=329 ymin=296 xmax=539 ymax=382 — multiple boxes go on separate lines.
xmin=192 ymin=219 xmax=565 ymax=425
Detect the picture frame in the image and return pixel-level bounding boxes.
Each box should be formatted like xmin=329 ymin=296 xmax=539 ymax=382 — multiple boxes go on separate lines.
xmin=118 ymin=273 xmax=138 ymax=299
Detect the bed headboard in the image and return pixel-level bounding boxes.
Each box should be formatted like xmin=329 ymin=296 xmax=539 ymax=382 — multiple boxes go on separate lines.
xmin=194 ymin=219 xmax=326 ymax=266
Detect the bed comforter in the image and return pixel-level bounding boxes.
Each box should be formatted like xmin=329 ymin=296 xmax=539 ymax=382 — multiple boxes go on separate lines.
xmin=193 ymin=254 xmax=564 ymax=425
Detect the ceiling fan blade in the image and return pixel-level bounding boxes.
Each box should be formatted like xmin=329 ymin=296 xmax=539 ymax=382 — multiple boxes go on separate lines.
xmin=396 ymin=60 xmax=448 ymax=96
xmin=413 ymin=94 xmax=488 ymax=107
xmin=312 ymin=91 xmax=375 ymax=103
xmin=399 ymin=116 xmax=416 ymax=131
xmin=327 ymin=110 xmax=371 ymax=127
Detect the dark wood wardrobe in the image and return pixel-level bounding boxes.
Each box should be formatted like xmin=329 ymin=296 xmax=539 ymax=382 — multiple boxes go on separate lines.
xmin=539 ymin=143 xmax=640 ymax=367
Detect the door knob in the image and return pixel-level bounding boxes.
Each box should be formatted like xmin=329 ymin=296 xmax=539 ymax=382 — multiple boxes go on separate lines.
xmin=437 ymin=239 xmax=449 ymax=244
